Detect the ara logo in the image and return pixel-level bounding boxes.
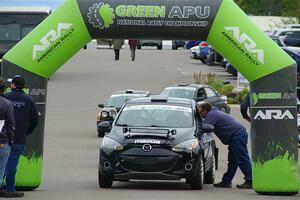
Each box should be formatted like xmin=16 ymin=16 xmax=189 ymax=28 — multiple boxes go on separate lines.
xmin=224 ymin=27 xmax=264 ymax=64
xmin=32 ymin=23 xmax=73 ymax=60
xmin=254 ymin=109 xmax=294 ymax=120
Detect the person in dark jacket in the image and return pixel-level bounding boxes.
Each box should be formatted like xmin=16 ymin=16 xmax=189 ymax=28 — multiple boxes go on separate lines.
xmin=0 ymin=79 xmax=14 ymax=196
xmin=128 ymin=39 xmax=138 ymax=61
xmin=112 ymin=39 xmax=124 ymax=61
xmin=198 ymin=102 xmax=252 ymax=189
xmin=240 ymin=93 xmax=251 ymax=122
xmin=4 ymin=75 xmax=38 ymax=198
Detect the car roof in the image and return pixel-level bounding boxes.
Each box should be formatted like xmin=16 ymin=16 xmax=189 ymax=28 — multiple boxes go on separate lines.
xmin=112 ymin=90 xmax=150 ymax=95
xmin=166 ymin=84 xmax=208 ymax=89
xmin=126 ymin=96 xmax=195 ymax=105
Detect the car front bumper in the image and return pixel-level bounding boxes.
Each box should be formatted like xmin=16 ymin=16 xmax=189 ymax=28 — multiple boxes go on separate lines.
xmin=100 ymin=149 xmax=200 ymax=180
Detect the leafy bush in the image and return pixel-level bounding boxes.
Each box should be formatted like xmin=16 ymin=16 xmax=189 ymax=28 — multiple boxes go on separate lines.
xmin=193 ymin=71 xmax=249 ymax=104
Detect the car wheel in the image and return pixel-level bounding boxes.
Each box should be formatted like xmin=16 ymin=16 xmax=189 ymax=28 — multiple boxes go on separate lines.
xmin=157 ymin=45 xmax=162 ymax=50
xmin=199 ymin=57 xmax=207 ymax=64
xmin=137 ymin=45 xmax=141 ymax=49
xmin=204 ymin=152 xmax=215 ymax=184
xmin=172 ymin=45 xmax=177 ymax=50
xmin=190 ymin=155 xmax=204 ymax=190
xmin=98 ymin=169 xmax=113 ymax=188
xmin=219 ymin=107 xmax=227 ymax=113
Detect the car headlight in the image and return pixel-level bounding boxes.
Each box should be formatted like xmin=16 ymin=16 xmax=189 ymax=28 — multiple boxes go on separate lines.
xmin=101 ymin=137 xmax=123 ymax=154
xmin=172 ymin=139 xmax=199 ymax=153
xmin=101 ymin=111 xmax=109 ymax=118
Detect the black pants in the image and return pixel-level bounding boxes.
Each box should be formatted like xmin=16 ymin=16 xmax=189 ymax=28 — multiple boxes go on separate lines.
xmin=114 ymin=49 xmax=120 ymax=60
xmin=130 ymin=46 xmax=136 ymax=61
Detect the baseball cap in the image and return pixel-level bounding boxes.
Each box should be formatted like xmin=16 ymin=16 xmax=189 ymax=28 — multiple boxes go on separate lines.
xmin=7 ymin=75 xmax=26 ymax=89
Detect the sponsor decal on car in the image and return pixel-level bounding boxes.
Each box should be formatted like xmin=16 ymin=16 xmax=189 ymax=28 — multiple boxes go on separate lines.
xmin=123 ymin=105 xmax=192 ymax=112
xmin=134 ymin=139 xmax=160 ymax=144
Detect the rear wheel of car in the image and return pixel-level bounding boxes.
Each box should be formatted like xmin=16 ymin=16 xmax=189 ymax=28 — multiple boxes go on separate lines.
xmin=190 ymin=155 xmax=204 ymax=190
xmin=157 ymin=45 xmax=162 ymax=50
xmin=98 ymin=169 xmax=113 ymax=188
xmin=204 ymin=153 xmax=215 ymax=184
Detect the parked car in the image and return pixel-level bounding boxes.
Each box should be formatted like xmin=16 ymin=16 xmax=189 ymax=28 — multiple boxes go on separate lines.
xmin=172 ymin=40 xmax=185 ymax=50
xmin=96 ymin=39 xmax=112 ymax=48
xmin=98 ymin=96 xmax=218 ymax=189
xmin=284 ymin=31 xmax=300 ymax=47
xmin=282 ymin=48 xmax=300 ymax=73
xmin=160 ymin=84 xmax=230 ymax=113
xmin=137 ymin=40 xmax=162 ymax=50
xmin=189 ymin=46 xmax=200 ymax=59
xmin=287 ymin=24 xmax=300 ymax=29
xmin=225 ymin=63 xmax=238 ymax=77
xmin=96 ymin=90 xmax=150 ymax=137
xmin=272 ymin=29 xmax=300 ymax=37
xmin=185 ymin=41 xmax=201 ymax=49
xmin=198 ymin=42 xmax=210 ymax=64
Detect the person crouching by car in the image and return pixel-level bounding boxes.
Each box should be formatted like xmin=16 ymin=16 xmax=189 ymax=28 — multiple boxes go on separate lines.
xmin=0 ymin=79 xmax=14 ymax=197
xmin=3 ymin=75 xmax=39 ymax=198
xmin=197 ymin=102 xmax=252 ymax=189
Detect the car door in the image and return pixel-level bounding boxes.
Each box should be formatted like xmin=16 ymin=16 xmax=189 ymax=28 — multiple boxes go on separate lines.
xmin=195 ymin=87 xmax=206 ymax=103
xmin=204 ymin=87 xmax=221 ymax=108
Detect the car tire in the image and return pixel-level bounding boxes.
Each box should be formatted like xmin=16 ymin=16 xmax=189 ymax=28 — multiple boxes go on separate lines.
xmin=199 ymin=57 xmax=207 ymax=64
xmin=98 ymin=169 xmax=113 ymax=188
xmin=190 ymin=155 xmax=204 ymax=190
xmin=172 ymin=45 xmax=177 ymax=50
xmin=204 ymin=152 xmax=215 ymax=184
xmin=137 ymin=45 xmax=141 ymax=49
xmin=157 ymin=45 xmax=162 ymax=50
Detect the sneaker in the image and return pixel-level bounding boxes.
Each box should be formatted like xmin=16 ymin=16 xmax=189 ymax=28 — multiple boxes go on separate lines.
xmin=237 ymin=181 xmax=253 ymax=189
xmin=4 ymin=191 xmax=24 ymax=198
xmin=213 ymin=181 xmax=232 ymax=188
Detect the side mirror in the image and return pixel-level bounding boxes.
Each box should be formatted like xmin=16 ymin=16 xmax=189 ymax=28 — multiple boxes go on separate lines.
xmin=97 ymin=121 xmax=111 ymax=134
xmin=202 ymin=124 xmax=215 ymax=133
xmin=98 ymin=104 xmax=104 ymax=108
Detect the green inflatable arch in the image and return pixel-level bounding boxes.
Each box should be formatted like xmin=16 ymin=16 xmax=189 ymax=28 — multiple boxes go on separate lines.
xmin=1 ymin=0 xmax=299 ymax=194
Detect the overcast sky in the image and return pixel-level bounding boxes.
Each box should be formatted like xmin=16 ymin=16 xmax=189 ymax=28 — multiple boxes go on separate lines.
xmin=0 ymin=0 xmax=64 ymax=9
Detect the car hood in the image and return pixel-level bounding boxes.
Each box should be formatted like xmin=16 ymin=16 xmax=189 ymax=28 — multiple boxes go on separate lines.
xmin=108 ymin=126 xmax=196 ymax=146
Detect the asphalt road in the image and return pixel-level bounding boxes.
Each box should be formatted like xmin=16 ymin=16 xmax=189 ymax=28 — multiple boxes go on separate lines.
xmin=24 ymin=48 xmax=299 ymax=200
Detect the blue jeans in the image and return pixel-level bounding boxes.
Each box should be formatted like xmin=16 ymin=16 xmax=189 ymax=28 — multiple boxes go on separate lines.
xmin=222 ymin=129 xmax=252 ymax=183
xmin=0 ymin=144 xmax=10 ymax=187
xmin=5 ymin=144 xmax=25 ymax=192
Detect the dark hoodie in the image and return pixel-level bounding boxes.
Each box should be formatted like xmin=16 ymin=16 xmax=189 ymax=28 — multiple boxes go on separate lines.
xmin=0 ymin=93 xmax=14 ymax=144
xmin=6 ymin=89 xmax=38 ymax=144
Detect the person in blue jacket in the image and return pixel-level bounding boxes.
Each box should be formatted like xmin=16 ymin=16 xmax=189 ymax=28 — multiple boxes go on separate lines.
xmin=3 ymin=75 xmax=38 ymax=198
xmin=198 ymin=102 xmax=252 ymax=189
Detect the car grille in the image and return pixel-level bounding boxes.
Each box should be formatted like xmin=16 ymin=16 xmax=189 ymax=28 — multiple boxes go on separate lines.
xmin=117 ymin=147 xmax=178 ymax=172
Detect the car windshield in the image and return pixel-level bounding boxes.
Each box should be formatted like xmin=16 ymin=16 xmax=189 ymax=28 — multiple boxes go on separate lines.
xmin=160 ymin=87 xmax=196 ymax=100
xmin=0 ymin=24 xmax=21 ymax=41
xmin=105 ymin=94 xmax=146 ymax=108
xmin=116 ymin=103 xmax=193 ymax=128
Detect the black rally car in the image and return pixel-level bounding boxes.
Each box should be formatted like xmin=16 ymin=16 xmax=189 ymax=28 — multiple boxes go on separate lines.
xmin=98 ymin=96 xmax=218 ymax=189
